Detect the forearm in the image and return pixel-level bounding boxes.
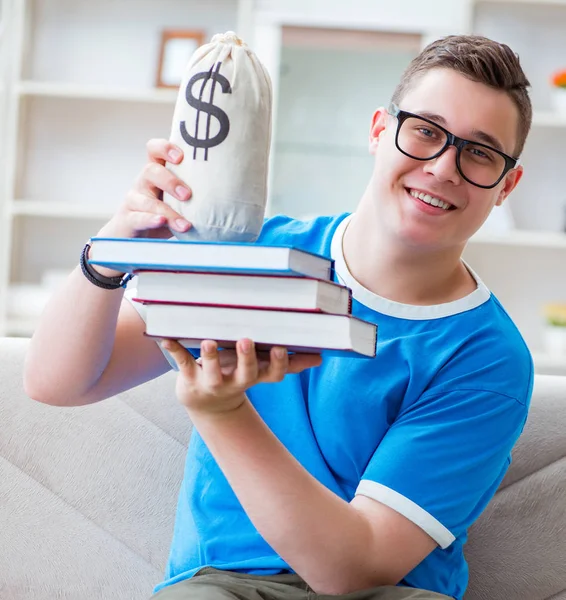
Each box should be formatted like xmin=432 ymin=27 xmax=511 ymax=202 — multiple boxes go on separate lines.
xmin=24 ymin=263 xmax=124 ymax=405
xmin=189 ymin=399 xmax=386 ymax=595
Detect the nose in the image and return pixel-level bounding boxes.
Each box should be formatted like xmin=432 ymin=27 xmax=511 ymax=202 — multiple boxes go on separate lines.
xmin=422 ymin=145 xmax=462 ymax=185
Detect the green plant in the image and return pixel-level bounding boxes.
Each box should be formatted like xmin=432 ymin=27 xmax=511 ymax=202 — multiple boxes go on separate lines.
xmin=543 ymin=303 xmax=566 ymax=326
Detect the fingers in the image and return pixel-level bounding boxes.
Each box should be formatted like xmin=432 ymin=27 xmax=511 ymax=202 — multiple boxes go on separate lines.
xmin=259 ymin=346 xmax=289 ymax=383
xmin=135 ymin=162 xmax=192 ymax=203
xmin=165 ymin=337 xmax=322 ymax=400
xmin=146 ymin=138 xmax=184 ymax=166
xmin=287 ymin=352 xmax=323 ymax=373
xmin=143 ymin=139 xmax=191 ymax=201
xmin=106 ymin=138 xmax=193 ymax=239
xmin=232 ymin=339 xmax=259 ymax=387
xmin=215 ymin=349 xmax=239 ymax=376
xmin=161 ymin=339 xmax=197 ymax=377
xmin=124 ymin=190 xmax=191 ymax=234
xmin=199 ymin=340 xmax=224 ymax=390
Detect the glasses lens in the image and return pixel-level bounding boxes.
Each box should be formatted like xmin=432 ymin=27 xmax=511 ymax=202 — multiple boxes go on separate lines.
xmin=397 ymin=116 xmax=447 ymax=160
xmin=458 ymin=143 xmax=507 ymax=187
xmin=397 ymin=116 xmax=507 ymax=187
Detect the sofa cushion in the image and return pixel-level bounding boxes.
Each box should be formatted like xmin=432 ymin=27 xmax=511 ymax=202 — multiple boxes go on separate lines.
xmin=465 ymin=375 xmax=566 ymax=600
xmin=0 ymin=337 xmax=189 ymax=600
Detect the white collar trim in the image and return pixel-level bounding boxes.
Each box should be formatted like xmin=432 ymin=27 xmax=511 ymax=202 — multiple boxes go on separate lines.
xmin=331 ymin=215 xmax=491 ymax=320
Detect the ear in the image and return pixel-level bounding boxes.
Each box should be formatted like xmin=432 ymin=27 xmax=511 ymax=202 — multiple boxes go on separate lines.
xmin=495 ymin=165 xmax=523 ymax=206
xmin=369 ymin=107 xmax=389 ymax=155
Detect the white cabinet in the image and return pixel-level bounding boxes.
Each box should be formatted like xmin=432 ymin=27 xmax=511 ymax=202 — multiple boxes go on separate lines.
xmin=0 ymin=0 xmax=244 ymax=336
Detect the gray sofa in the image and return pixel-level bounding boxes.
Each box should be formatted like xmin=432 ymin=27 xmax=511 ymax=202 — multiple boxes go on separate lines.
xmin=0 ymin=336 xmax=565 ymax=600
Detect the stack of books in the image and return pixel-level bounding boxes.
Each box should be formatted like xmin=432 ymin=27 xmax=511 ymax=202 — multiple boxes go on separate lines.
xmin=88 ymin=237 xmax=377 ymax=358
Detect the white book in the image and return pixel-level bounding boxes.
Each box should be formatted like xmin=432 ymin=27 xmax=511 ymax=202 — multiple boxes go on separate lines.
xmin=140 ymin=302 xmax=377 ymax=358
xmin=134 ymin=270 xmax=352 ymax=314
xmin=88 ymin=237 xmax=333 ymax=280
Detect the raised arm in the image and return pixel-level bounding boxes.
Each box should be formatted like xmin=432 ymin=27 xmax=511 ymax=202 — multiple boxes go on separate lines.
xmin=24 ymin=139 xmax=192 ymax=406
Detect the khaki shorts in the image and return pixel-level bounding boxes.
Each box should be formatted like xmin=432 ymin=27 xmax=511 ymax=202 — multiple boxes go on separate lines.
xmin=150 ymin=567 xmax=452 ymax=600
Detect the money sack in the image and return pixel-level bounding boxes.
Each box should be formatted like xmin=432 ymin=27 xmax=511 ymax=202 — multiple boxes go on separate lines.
xmin=164 ymin=31 xmax=273 ymax=242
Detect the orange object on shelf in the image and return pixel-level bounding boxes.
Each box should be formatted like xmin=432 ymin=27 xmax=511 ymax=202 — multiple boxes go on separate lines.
xmin=551 ymin=69 xmax=566 ymax=88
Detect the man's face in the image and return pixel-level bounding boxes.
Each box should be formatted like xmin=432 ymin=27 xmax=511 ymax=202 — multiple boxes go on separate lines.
xmin=368 ymin=68 xmax=523 ymax=250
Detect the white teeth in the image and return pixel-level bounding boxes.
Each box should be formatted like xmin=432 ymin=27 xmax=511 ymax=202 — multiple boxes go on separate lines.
xmin=409 ymin=189 xmax=451 ymax=211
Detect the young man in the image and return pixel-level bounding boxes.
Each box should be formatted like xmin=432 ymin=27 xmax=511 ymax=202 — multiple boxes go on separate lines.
xmin=24 ymin=35 xmax=534 ymax=600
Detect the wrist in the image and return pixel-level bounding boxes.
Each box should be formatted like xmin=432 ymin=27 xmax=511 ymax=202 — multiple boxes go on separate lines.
xmin=93 ymin=218 xmax=133 ymax=277
xmin=80 ymin=242 xmax=132 ymax=289
xmin=86 ymin=244 xmax=125 ymax=278
xmin=185 ymin=393 xmax=250 ymax=423
xmin=96 ymin=217 xmax=135 ymax=243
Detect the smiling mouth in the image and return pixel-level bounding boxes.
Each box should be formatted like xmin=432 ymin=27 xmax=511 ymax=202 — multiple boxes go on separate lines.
xmin=407 ymin=188 xmax=456 ymax=211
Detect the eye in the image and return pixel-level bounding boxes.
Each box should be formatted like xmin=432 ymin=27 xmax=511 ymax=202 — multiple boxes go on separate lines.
xmin=471 ymin=147 xmax=488 ymax=158
xmin=417 ymin=127 xmax=436 ymax=138
xmin=467 ymin=146 xmax=495 ymax=162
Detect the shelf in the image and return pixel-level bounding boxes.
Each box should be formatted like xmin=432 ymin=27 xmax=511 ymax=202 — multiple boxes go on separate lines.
xmin=16 ymin=81 xmax=178 ymax=104
xmin=14 ymin=83 xmax=566 ymax=128
xmin=10 ymin=200 xmax=115 ymax=220
xmin=469 ymin=229 xmax=566 ymax=249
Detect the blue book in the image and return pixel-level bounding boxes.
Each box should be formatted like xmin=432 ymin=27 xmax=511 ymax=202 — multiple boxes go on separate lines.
xmin=88 ymin=237 xmax=333 ymax=281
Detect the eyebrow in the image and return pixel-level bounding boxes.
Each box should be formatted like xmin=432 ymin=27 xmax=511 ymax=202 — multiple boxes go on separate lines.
xmin=416 ymin=111 xmax=505 ymax=153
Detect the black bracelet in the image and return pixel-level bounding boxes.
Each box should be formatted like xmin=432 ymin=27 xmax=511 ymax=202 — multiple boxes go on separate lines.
xmin=80 ymin=242 xmax=133 ymax=290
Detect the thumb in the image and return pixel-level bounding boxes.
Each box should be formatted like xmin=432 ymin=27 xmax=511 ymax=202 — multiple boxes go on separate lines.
xmin=161 ymin=339 xmax=197 ymax=376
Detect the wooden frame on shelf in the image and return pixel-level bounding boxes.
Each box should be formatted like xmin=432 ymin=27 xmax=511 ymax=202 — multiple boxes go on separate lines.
xmin=155 ymin=29 xmax=206 ymax=89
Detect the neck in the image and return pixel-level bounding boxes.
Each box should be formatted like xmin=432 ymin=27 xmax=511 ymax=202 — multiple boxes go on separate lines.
xmin=342 ymin=211 xmax=476 ymax=306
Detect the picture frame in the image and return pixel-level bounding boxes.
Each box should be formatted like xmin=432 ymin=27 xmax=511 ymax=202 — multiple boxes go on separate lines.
xmin=156 ymin=29 xmax=206 ymax=89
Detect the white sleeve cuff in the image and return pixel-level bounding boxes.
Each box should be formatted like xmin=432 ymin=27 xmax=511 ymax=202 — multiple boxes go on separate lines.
xmin=124 ymin=285 xmax=179 ymax=371
xmin=355 ymin=480 xmax=455 ymax=549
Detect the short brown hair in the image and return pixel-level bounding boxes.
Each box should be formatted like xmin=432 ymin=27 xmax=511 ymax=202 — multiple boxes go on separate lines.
xmin=391 ymin=35 xmax=532 ymax=156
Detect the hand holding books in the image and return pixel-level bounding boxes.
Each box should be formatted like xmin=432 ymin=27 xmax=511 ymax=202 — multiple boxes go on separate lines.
xmin=161 ymin=338 xmax=322 ymax=416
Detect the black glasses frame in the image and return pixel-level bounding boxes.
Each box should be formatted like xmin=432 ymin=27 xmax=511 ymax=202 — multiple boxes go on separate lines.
xmin=388 ymin=103 xmax=520 ymax=189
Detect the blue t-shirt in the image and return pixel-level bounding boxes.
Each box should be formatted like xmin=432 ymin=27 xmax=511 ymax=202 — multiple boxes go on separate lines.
xmin=144 ymin=213 xmax=533 ymax=600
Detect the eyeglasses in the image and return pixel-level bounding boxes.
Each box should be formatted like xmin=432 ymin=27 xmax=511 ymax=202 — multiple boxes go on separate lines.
xmin=388 ymin=104 xmax=520 ymax=189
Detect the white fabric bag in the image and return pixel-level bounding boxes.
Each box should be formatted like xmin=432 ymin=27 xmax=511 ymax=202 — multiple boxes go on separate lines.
xmin=164 ymin=31 xmax=273 ymax=242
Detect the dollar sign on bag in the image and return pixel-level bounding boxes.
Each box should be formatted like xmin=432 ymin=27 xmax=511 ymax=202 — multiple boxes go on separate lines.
xmin=180 ymin=62 xmax=232 ymax=160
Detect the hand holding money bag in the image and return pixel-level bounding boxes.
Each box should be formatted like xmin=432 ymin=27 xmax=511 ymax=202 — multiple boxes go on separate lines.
xmin=164 ymin=31 xmax=273 ymax=242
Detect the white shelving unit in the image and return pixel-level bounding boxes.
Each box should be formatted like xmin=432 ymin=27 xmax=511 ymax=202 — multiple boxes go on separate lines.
xmin=0 ymin=0 xmax=246 ymax=337
xmin=463 ymin=0 xmax=566 ymax=374
xmin=16 ymin=80 xmax=179 ymax=103
xmin=1 ymin=0 xmax=566 ymax=376
xmin=9 ymin=200 xmax=115 ymax=220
